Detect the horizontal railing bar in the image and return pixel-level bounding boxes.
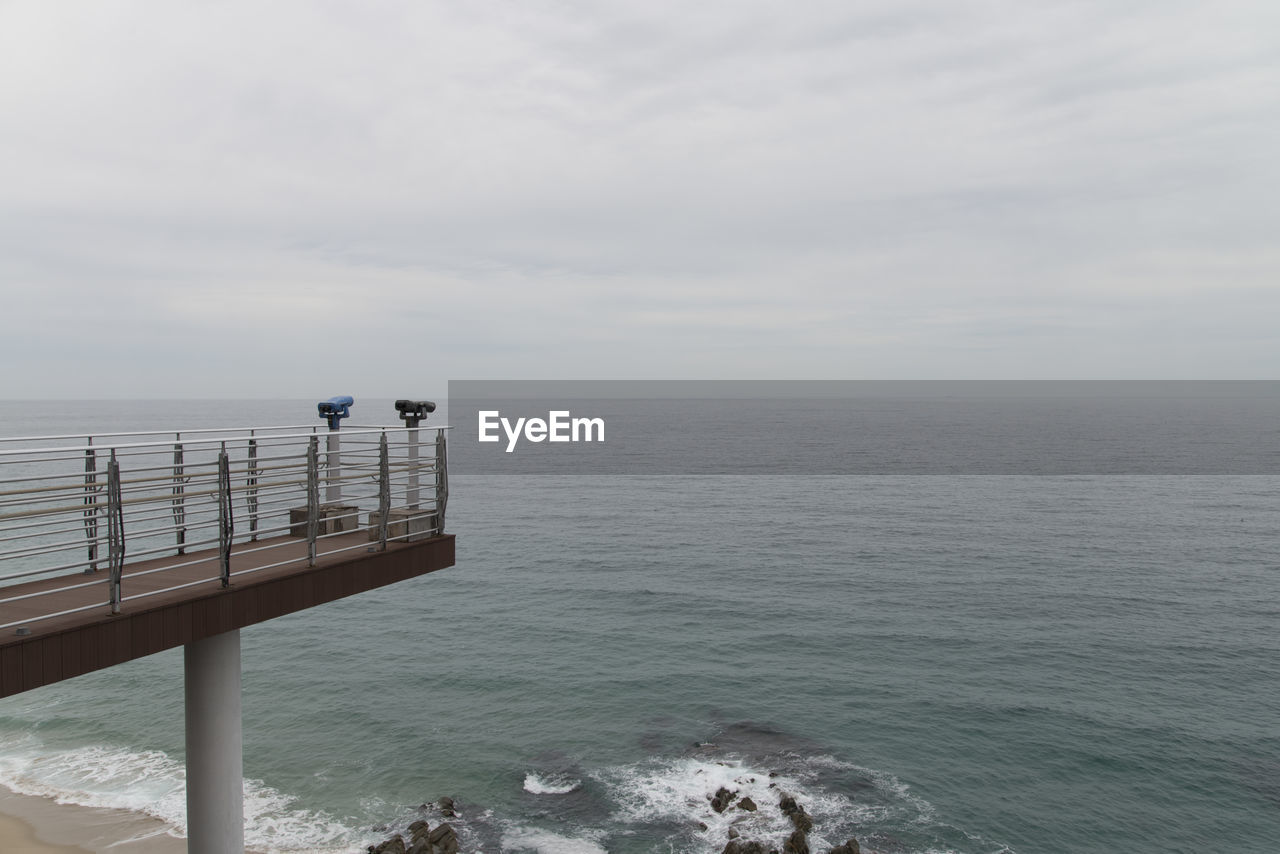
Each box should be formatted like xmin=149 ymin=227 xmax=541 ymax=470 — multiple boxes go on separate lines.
xmin=0 ymin=522 xmax=96 ymax=544
xmin=0 ymin=573 xmax=104 ymax=604
xmin=0 ymin=536 xmax=102 ymax=563
xmin=0 ymin=447 xmax=437 ymax=490
xmin=0 ymin=555 xmax=99 ymax=582
xmin=0 ymin=601 xmax=105 ymax=631
xmin=0 ymin=424 xmax=322 ymax=446
xmin=0 ymin=426 xmax=450 ymax=460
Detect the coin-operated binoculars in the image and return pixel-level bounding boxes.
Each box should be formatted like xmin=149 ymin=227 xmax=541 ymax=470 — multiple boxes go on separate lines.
xmin=395 ymin=400 xmax=436 ymax=507
xmin=395 ymin=399 xmax=435 ymax=427
xmin=317 ymin=395 xmax=353 ymax=429
xmin=317 ymin=396 xmax=354 ymax=502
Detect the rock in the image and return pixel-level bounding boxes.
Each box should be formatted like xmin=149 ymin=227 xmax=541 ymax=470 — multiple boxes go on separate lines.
xmin=711 ymin=786 xmax=739 ymax=813
xmin=699 ymin=822 xmax=709 ymax=832
xmin=783 ymin=829 xmax=810 ymax=854
xmin=407 ymin=820 xmax=432 ymax=853
xmin=778 ymin=794 xmax=813 ymax=834
xmin=828 ymin=841 xmax=861 ymax=854
xmin=427 ymin=824 xmax=456 ymax=845
xmin=728 ymin=827 xmax=741 ymax=839
xmin=372 ymin=836 xmax=406 ymax=854
xmin=723 ymin=841 xmax=769 ymax=854
xmin=737 ymin=796 xmax=758 ymax=812
xmin=438 ymin=796 xmax=457 ymax=818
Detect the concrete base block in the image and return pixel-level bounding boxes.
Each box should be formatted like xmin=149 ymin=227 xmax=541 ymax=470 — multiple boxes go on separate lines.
xmin=367 ymin=507 xmax=438 ymax=542
xmin=289 ymin=504 xmax=362 ymax=538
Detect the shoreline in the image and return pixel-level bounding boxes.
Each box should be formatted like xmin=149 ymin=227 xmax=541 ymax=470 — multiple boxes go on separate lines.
xmin=0 ymin=787 xmax=186 ymax=854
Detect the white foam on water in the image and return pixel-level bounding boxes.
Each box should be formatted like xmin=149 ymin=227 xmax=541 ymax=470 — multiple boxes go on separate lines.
xmin=522 ymin=772 xmax=581 ymax=795
xmin=0 ymin=733 xmax=362 ymax=853
xmin=594 ymin=755 xmax=906 ymax=854
xmin=500 ymin=824 xmax=608 ymax=853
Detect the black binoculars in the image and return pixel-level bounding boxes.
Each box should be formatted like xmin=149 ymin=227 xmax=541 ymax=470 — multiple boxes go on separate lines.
xmin=395 ymin=400 xmax=436 ymax=426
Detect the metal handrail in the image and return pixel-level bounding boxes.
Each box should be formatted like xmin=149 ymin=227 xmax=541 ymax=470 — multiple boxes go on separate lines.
xmin=0 ymin=424 xmax=321 ymax=446
xmin=0 ymin=424 xmax=450 ymax=631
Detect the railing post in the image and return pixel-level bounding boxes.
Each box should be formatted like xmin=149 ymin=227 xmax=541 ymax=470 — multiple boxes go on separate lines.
xmin=377 ymin=432 xmax=390 ymax=549
xmin=247 ymin=433 xmax=259 ymax=542
xmin=435 ymin=430 xmax=448 ymax=534
xmin=83 ymin=438 xmax=99 ymax=574
xmin=217 ymin=444 xmax=233 ymax=587
xmin=172 ymin=434 xmax=186 ymax=555
xmin=107 ymin=451 xmax=124 ymax=614
xmin=306 ymin=437 xmax=319 ymax=567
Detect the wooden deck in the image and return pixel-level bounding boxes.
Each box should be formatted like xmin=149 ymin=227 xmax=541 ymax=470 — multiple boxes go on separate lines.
xmin=0 ymin=531 xmax=456 ymax=698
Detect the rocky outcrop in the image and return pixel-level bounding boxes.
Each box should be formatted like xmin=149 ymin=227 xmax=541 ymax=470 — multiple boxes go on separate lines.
xmin=783 ymin=828 xmax=810 ymax=854
xmin=778 ymin=794 xmax=813 ymax=834
xmin=427 ymin=823 xmax=459 ymax=854
xmin=705 ymin=788 xmax=862 ymax=854
xmin=406 ymin=819 xmax=432 ymax=854
xmin=711 ymin=786 xmax=740 ymax=813
xmin=367 ymin=798 xmax=460 ymax=854
xmin=370 ymin=835 xmax=405 ymax=854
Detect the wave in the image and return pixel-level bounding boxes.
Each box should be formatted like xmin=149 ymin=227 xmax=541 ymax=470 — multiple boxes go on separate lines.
xmin=522 ymin=772 xmax=581 ymax=795
xmin=499 ymin=825 xmax=607 ymax=853
xmin=594 ymin=754 xmax=890 ymax=854
xmin=0 ymin=725 xmax=1012 ymax=853
xmin=0 ymin=732 xmax=362 ymax=853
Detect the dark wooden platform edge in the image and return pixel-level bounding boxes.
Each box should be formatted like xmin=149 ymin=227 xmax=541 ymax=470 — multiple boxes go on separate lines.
xmin=0 ymin=534 xmax=455 ymax=698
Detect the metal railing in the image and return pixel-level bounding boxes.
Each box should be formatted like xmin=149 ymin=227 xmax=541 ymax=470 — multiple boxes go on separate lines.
xmin=0 ymin=424 xmax=448 ymax=631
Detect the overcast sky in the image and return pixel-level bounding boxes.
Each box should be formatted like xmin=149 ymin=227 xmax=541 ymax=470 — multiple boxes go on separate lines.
xmin=2 ymin=0 xmax=1277 ymax=398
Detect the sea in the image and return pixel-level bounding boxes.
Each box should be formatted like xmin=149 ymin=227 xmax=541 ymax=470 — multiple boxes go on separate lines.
xmin=0 ymin=393 xmax=1277 ymax=854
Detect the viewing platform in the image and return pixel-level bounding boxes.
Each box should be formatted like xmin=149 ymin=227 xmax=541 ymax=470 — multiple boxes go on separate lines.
xmin=0 ymin=399 xmax=454 ymax=853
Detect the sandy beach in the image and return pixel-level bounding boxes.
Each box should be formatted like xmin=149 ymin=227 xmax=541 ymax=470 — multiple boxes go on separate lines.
xmin=0 ymin=788 xmax=184 ymax=854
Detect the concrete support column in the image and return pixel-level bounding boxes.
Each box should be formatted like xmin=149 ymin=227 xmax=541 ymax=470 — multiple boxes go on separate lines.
xmin=184 ymin=629 xmax=244 ymax=854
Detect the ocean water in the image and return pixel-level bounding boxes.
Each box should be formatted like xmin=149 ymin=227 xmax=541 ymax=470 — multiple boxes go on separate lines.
xmin=0 ymin=399 xmax=1277 ymax=854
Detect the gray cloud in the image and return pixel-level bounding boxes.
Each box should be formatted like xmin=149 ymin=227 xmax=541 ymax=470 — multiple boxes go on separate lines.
xmin=1 ymin=0 xmax=1276 ymax=398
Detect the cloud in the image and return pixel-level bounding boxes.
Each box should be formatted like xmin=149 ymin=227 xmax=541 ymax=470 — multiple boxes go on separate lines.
xmin=1 ymin=0 xmax=1277 ymax=397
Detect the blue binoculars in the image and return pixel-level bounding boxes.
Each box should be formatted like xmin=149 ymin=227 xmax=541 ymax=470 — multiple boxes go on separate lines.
xmin=318 ymin=396 xmax=354 ymax=428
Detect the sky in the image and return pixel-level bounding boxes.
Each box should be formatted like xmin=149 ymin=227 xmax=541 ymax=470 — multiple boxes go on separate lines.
xmin=1 ymin=0 xmax=1277 ymax=398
